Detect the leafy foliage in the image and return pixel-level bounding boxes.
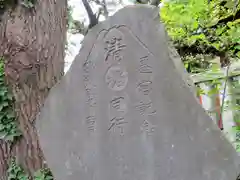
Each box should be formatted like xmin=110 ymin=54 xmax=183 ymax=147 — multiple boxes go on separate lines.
xmin=7 ymin=158 xmax=28 ymax=180
xmin=67 ymin=5 xmax=75 ymax=30
xmin=0 ymin=59 xmax=21 ymax=142
xmin=33 ymin=168 xmax=53 ymax=180
xmin=7 ymin=158 xmax=53 ymax=180
xmin=20 ymin=0 xmax=36 ymax=8
xmin=0 ymin=0 xmax=36 ymax=17
xmin=160 ymin=0 xmax=240 ymax=72
xmin=67 ymin=5 xmax=86 ymax=34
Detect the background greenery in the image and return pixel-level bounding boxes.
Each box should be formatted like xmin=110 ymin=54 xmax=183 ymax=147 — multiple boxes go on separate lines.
xmin=160 ymin=0 xmax=240 ymax=73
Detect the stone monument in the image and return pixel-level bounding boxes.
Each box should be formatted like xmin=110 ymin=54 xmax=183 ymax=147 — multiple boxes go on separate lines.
xmin=36 ymin=5 xmax=240 ymax=180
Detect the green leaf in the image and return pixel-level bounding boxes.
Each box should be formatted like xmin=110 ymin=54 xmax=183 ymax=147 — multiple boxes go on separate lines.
xmin=6 ymin=112 xmax=15 ymax=119
xmin=0 ymin=90 xmax=6 ymax=96
xmin=0 ymin=131 xmax=7 ymax=139
xmin=212 ymin=43 xmax=220 ymax=50
xmin=0 ymin=124 xmax=5 ymax=131
xmin=7 ymin=94 xmax=13 ymax=100
xmin=0 ymin=104 xmax=4 ymax=111
xmin=235 ymin=45 xmax=240 ymax=50
xmin=1 ymin=101 xmax=9 ymax=107
xmin=5 ymin=134 xmax=15 ymax=141
xmin=237 ymin=52 xmax=240 ymax=58
xmin=7 ymin=173 xmax=17 ymax=179
xmin=224 ymin=0 xmax=234 ymax=9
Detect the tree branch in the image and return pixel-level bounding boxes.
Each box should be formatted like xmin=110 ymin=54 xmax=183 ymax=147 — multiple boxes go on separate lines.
xmin=82 ymin=0 xmax=98 ymax=29
xmin=210 ymin=8 xmax=240 ymax=28
xmin=96 ymin=8 xmax=102 ymax=20
xmin=101 ymin=0 xmax=109 ymax=18
xmin=177 ymin=43 xmax=220 ymax=58
xmin=93 ymin=0 xmax=109 ymax=18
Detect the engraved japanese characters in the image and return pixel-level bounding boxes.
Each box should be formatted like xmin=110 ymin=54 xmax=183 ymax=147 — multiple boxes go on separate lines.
xmin=101 ymin=27 xmax=158 ymax=136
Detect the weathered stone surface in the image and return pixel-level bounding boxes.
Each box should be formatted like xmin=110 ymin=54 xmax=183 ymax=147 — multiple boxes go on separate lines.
xmin=167 ymin=39 xmax=197 ymax=98
xmin=36 ymin=5 xmax=240 ymax=180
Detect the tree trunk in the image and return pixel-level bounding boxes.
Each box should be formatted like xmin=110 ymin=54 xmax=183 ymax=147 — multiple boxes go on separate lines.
xmin=0 ymin=0 xmax=67 ymax=179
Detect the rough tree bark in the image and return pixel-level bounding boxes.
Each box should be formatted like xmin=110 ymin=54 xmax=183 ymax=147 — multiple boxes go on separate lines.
xmin=0 ymin=0 xmax=67 ymax=179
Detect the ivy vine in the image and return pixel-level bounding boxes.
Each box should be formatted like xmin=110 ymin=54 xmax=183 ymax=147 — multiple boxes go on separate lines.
xmin=0 ymin=59 xmax=22 ymax=142
xmin=34 ymin=168 xmax=53 ymax=180
xmin=0 ymin=0 xmax=36 ymax=18
xmin=7 ymin=158 xmax=53 ymax=180
xmin=20 ymin=0 xmax=36 ymax=8
xmin=7 ymin=158 xmax=28 ymax=180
